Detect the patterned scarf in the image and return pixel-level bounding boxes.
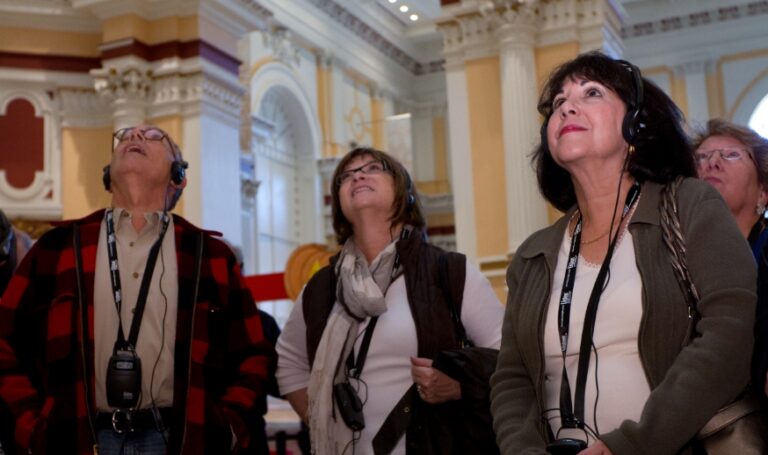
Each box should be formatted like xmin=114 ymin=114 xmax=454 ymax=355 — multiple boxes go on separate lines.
xmin=308 ymin=235 xmax=402 ymax=454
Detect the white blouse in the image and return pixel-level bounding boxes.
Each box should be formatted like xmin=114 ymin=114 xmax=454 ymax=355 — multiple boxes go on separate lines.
xmin=543 ymin=229 xmax=651 ymax=445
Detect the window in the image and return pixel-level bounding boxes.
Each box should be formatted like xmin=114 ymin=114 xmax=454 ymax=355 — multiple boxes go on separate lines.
xmin=748 ymin=93 xmax=768 ymax=138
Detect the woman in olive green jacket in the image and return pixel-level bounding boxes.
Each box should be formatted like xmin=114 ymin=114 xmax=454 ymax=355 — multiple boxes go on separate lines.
xmin=490 ymin=52 xmax=756 ymax=454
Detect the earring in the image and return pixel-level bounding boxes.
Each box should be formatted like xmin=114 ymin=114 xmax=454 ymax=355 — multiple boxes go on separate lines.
xmin=756 ymin=201 xmax=766 ymax=216
xmin=628 ymin=144 xmax=636 ymax=155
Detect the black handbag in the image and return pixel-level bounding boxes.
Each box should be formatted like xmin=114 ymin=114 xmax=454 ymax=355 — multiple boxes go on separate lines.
xmin=660 ymin=177 xmax=768 ymax=454
xmin=431 ymin=253 xmax=500 ymax=455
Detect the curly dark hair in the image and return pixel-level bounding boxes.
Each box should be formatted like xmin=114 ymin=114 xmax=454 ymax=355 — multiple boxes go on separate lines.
xmin=534 ymin=51 xmax=695 ymax=211
xmin=330 ymin=147 xmax=426 ymax=245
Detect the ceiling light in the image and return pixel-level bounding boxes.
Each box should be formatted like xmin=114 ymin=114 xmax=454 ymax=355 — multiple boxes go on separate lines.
xmin=399 ymin=5 xmax=409 ymax=12
xmin=388 ymin=0 xmax=397 ymax=3
xmin=409 ymin=14 xmax=419 ymax=21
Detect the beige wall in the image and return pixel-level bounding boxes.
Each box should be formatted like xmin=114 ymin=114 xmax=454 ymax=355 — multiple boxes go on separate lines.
xmin=0 ymin=26 xmax=100 ymax=56
xmin=61 ymin=128 xmax=113 ymax=219
xmin=465 ymin=56 xmax=509 ymax=259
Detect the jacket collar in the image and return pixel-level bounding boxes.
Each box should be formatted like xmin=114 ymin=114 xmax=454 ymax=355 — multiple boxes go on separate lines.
xmin=517 ymin=180 xmax=666 ymax=261
xmin=50 ymin=208 xmax=222 ymax=237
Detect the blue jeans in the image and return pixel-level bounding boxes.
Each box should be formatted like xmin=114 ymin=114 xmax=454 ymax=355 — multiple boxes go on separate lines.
xmin=97 ymin=429 xmax=169 ymax=455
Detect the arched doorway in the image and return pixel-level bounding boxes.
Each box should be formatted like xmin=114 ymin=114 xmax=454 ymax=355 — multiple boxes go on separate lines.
xmin=246 ymin=62 xmax=322 ymax=325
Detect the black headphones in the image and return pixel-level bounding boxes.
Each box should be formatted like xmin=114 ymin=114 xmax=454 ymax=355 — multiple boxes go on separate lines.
xmin=102 ymin=160 xmax=188 ymax=191
xmin=541 ymin=58 xmax=645 ymax=149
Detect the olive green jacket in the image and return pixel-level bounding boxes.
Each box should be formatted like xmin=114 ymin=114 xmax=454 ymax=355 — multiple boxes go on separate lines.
xmin=490 ymin=179 xmax=757 ymax=454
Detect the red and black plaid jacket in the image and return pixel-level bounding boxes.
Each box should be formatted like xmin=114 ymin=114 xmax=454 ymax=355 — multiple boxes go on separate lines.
xmin=0 ymin=210 xmax=274 ymax=454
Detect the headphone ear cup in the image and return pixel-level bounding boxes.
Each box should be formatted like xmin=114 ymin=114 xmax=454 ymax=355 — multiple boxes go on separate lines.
xmin=170 ymin=161 xmax=186 ymax=186
xmin=622 ymin=108 xmax=639 ymax=145
xmin=102 ymin=165 xmax=111 ymax=191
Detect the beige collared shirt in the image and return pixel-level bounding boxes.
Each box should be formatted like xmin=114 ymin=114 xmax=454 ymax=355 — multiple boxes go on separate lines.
xmin=94 ymin=208 xmax=178 ymax=411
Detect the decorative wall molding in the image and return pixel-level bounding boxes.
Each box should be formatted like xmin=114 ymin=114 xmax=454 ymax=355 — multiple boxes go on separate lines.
xmin=437 ymin=12 xmax=498 ymax=63
xmin=92 ymin=66 xmax=153 ymax=103
xmin=306 ymin=0 xmax=444 ymax=75
xmin=439 ymin=0 xmax=626 ymax=60
xmin=672 ymin=58 xmax=718 ymax=77
xmin=58 ymin=88 xmax=111 ymax=127
xmin=420 ymin=191 xmax=454 ymax=216
xmin=260 ymin=26 xmax=300 ymax=67
xmin=0 ymin=89 xmax=62 ymax=219
xmin=623 ymin=2 xmax=768 ymax=39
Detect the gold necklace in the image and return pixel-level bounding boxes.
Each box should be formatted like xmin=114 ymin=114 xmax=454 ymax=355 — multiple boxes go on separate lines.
xmin=569 ymin=211 xmax=611 ymax=245
xmin=580 ymin=229 xmax=610 ymax=245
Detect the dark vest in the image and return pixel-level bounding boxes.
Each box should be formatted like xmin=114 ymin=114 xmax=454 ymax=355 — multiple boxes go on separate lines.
xmin=301 ymin=231 xmax=470 ymax=454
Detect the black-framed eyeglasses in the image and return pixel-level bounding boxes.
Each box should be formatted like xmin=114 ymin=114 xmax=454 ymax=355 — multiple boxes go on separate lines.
xmin=694 ymin=148 xmax=754 ymax=168
xmin=336 ymin=160 xmax=389 ymax=187
xmin=112 ymin=127 xmax=170 ymax=152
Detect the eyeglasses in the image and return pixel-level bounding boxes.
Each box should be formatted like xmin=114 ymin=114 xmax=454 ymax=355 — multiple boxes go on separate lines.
xmin=112 ymin=127 xmax=170 ymax=152
xmin=694 ymin=148 xmax=753 ymax=168
xmin=336 ymin=160 xmax=389 ymax=186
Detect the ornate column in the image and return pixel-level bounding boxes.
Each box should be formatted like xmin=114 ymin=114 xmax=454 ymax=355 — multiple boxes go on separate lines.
xmin=436 ymin=24 xmax=479 ymax=261
xmin=316 ymin=51 xmax=339 ymax=158
xmin=483 ymin=1 xmax=549 ymax=255
xmin=92 ymin=66 xmax=153 ymax=129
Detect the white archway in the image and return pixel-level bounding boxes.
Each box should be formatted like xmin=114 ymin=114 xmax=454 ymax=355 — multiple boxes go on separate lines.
xmin=731 ymin=68 xmax=768 ymax=130
xmin=748 ymin=93 xmax=768 ymax=138
xmin=245 ymin=61 xmax=324 ymax=325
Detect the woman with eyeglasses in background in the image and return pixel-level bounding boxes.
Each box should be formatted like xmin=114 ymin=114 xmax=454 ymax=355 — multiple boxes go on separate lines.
xmin=694 ymin=119 xmax=768 ymax=401
xmin=276 ymin=147 xmax=503 ymax=454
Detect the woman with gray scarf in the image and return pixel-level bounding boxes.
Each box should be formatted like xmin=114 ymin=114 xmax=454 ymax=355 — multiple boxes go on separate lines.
xmin=276 ymin=147 xmax=504 ymax=454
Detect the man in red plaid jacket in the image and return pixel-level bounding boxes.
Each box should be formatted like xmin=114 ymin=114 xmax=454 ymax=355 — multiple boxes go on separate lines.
xmin=0 ymin=125 xmax=274 ymax=454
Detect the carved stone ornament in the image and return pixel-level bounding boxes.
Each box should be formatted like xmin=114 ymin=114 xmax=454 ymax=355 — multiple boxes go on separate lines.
xmin=92 ymin=67 xmax=153 ymax=102
xmin=241 ymin=178 xmax=261 ymax=200
xmin=261 ymin=26 xmax=300 ymax=67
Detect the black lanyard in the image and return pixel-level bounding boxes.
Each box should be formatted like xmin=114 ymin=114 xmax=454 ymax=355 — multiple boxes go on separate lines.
xmin=556 ymin=181 xmax=641 ymax=429
xmin=105 ymin=209 xmax=170 ymax=352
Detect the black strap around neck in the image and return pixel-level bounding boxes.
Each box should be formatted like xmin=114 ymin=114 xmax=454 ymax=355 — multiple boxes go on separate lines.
xmin=346 ymin=316 xmax=379 ymax=379
xmin=105 ymin=209 xmax=170 ymax=351
xmin=556 ymin=181 xmax=641 ymax=430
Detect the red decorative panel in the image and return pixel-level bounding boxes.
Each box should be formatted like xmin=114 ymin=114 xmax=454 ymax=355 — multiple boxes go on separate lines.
xmin=0 ymin=98 xmax=44 ymax=189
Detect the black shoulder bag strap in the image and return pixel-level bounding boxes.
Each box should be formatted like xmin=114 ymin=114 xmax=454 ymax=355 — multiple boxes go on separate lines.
xmin=438 ymin=252 xmax=471 ymax=348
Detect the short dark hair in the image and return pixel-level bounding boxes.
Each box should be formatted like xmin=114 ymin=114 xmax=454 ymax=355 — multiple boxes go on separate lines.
xmin=692 ymin=118 xmax=768 ymax=188
xmin=534 ymin=51 xmax=695 ymax=211
xmin=330 ymin=147 xmax=426 ymax=245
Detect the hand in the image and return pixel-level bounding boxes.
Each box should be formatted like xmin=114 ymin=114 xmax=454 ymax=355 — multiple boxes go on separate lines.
xmin=578 ymin=440 xmax=613 ymax=455
xmin=410 ymin=357 xmax=461 ymax=404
